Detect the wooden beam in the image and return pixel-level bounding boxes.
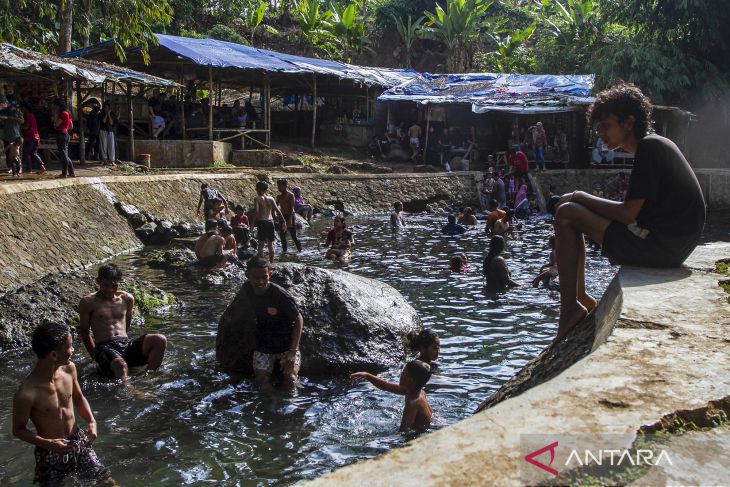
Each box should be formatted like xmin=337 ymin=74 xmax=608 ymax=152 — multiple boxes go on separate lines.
xmin=424 ymin=105 xmax=431 ymax=162
xmin=179 ymin=63 xmax=186 ymax=140
xmin=265 ymin=75 xmax=271 ymax=147
xmin=75 ymin=79 xmax=86 ymax=164
xmin=311 ymin=74 xmax=317 ymax=149
xmin=127 ymin=82 xmax=135 ymax=161
xmin=208 ymin=66 xmax=214 ymax=141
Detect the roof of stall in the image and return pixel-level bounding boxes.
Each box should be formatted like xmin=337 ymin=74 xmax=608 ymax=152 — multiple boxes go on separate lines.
xmin=64 ymin=34 xmax=419 ymax=93
xmin=0 ymin=43 xmax=178 ymax=87
xmin=378 ymin=73 xmax=595 ymax=114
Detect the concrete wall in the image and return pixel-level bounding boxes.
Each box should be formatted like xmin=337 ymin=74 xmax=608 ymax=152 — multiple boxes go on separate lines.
xmin=532 ymin=168 xmax=730 ymax=210
xmin=0 ymin=172 xmax=480 ymax=293
xmin=133 ymin=140 xmax=232 ymax=168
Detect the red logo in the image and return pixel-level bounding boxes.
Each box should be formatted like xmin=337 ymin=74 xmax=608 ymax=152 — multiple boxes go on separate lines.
xmin=524 ymin=441 xmax=559 ymax=476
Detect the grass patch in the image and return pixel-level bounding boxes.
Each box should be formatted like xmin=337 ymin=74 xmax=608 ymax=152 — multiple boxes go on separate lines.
xmin=210 ymin=160 xmax=235 ymax=168
xmin=716 ymin=259 xmax=730 ymax=303
xmin=122 ymin=280 xmax=176 ymax=314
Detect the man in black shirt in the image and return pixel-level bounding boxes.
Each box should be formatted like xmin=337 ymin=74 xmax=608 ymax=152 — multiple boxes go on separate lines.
xmin=552 ymin=83 xmax=705 ymax=343
xmin=243 ymin=257 xmax=304 ymax=386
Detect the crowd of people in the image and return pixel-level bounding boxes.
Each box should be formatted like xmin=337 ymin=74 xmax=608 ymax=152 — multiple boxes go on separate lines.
xmin=10 ymin=83 xmax=707 ymax=486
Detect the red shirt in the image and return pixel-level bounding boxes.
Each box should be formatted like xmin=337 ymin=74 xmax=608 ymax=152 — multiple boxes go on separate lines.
xmin=509 ymin=151 xmax=528 ymax=173
xmin=56 ymin=111 xmax=72 ymax=132
xmin=231 ymin=214 xmax=249 ymax=227
xmin=22 ymin=112 xmax=40 ymax=142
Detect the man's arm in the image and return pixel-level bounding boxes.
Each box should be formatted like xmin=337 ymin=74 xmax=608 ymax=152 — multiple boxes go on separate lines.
xmin=351 ymin=372 xmax=406 ymax=395
xmin=221 ymin=195 xmax=229 ymax=213
xmin=125 ymin=293 xmax=134 ymax=333
xmin=70 ymin=363 xmax=97 ymax=442
xmin=78 ymin=297 xmax=96 ymax=358
xmin=196 ymin=194 xmax=204 ymax=215
xmin=287 ymin=314 xmax=304 ymax=363
xmin=12 ymin=389 xmax=72 ymax=451
xmin=566 ymin=191 xmax=644 ymax=225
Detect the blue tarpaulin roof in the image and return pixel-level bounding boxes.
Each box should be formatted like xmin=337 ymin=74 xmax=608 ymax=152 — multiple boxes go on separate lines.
xmin=65 ymin=34 xmax=420 ymax=88
xmin=378 ymin=73 xmax=595 ymax=113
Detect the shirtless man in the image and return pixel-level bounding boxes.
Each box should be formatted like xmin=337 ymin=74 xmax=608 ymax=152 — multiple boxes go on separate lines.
xmin=275 ymin=179 xmax=302 ymax=253
xmin=408 ymin=122 xmax=422 ymax=161
xmin=12 ymin=322 xmax=114 ymax=486
xmin=79 ymin=264 xmax=167 ymax=381
xmin=195 ymin=219 xmax=233 ymax=269
xmin=253 ymin=180 xmax=286 ymax=263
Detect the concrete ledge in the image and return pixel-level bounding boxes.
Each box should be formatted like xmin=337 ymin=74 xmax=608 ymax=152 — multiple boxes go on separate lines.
xmin=133 ymin=139 xmax=232 ymax=167
xmin=305 ymin=243 xmax=730 ymax=486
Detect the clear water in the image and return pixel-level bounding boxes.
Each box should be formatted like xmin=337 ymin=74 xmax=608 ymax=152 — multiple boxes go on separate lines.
xmin=0 ymin=214 xmax=618 ymax=486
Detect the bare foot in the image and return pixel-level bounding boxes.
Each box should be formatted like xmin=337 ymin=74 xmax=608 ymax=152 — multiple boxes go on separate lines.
xmin=555 ymin=302 xmax=588 ymax=342
xmin=578 ymin=294 xmax=598 ymax=313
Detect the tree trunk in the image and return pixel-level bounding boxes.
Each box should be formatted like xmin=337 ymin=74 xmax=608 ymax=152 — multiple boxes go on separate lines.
xmin=81 ymin=0 xmax=91 ymax=48
xmin=58 ymin=0 xmax=74 ymax=54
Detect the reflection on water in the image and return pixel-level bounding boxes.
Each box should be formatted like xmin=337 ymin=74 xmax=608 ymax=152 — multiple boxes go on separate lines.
xmin=0 ymin=214 xmax=618 ymax=486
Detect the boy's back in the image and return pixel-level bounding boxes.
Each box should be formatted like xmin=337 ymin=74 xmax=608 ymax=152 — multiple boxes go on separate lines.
xmin=254 ymin=194 xmax=276 ymax=221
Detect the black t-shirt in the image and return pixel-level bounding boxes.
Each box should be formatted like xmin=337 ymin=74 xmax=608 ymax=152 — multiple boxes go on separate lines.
xmin=243 ymin=282 xmax=300 ymax=354
xmin=626 ymin=134 xmax=705 ymax=255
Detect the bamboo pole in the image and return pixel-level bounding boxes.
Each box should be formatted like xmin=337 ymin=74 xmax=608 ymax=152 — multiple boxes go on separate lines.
xmin=208 ymin=66 xmax=214 ymax=141
xmin=424 ymin=105 xmax=431 ymax=163
xmin=179 ymin=64 xmax=186 ymax=140
xmin=127 ymin=82 xmax=135 ymax=161
xmin=75 ymin=80 xmax=86 ymax=164
xmin=311 ymin=74 xmax=317 ymax=149
xmin=265 ymin=76 xmax=271 ymax=147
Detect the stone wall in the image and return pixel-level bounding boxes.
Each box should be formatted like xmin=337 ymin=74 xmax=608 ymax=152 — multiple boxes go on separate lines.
xmin=0 ymin=172 xmax=480 ymax=293
xmin=133 ymin=140 xmax=232 ymax=168
xmin=695 ymin=169 xmax=730 ymax=209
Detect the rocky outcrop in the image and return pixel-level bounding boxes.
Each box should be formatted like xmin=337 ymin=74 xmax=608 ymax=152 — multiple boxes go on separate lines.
xmin=0 ymin=271 xmax=175 ymax=352
xmin=114 ymin=201 xmax=203 ymax=246
xmin=216 ymin=263 xmax=422 ymax=376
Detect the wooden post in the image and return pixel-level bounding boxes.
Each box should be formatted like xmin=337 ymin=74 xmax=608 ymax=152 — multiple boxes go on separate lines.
xmin=424 ymin=105 xmax=431 ymax=163
xmin=311 ymin=74 xmax=317 ymax=149
xmin=365 ymin=86 xmax=370 ymax=121
xmin=127 ymin=82 xmax=135 ymax=161
xmin=208 ymin=66 xmax=214 ymax=141
xmin=75 ymin=79 xmax=86 ymax=164
xmin=386 ymin=103 xmax=391 ymax=130
xmin=265 ymin=75 xmax=271 ymax=147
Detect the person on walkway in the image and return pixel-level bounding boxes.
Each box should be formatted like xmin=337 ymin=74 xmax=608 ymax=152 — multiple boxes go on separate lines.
xmin=530 ymin=121 xmax=547 ymax=171
xmin=52 ymin=98 xmax=74 ymax=178
xmin=276 ymin=179 xmax=302 ymax=253
xmin=19 ymin=102 xmax=45 ymax=174
xmin=244 ymin=257 xmax=304 ymax=387
xmin=78 ymin=264 xmax=167 ymax=381
xmin=408 ymin=122 xmax=422 ymax=162
xmin=98 ymin=101 xmax=117 ymax=166
xmin=86 ymin=104 xmax=101 ymax=160
xmin=552 ymin=83 xmax=705 ymax=343
xmin=2 ymin=94 xmax=23 ymax=175
xmin=12 ymin=322 xmax=114 ymax=486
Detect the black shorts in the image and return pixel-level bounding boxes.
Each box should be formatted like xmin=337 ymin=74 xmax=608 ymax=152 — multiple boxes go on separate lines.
xmin=602 ymin=221 xmax=692 ymax=268
xmin=256 ymin=220 xmax=276 ymax=242
xmin=198 ymin=253 xmax=227 ymax=268
xmin=94 ymin=336 xmax=147 ymax=376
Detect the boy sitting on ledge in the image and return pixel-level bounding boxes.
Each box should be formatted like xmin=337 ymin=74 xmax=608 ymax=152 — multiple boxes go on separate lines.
xmin=553 ymin=83 xmax=705 ymax=343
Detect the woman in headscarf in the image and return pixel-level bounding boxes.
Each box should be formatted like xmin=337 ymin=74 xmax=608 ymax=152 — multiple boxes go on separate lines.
xmin=293 ymin=186 xmax=313 ymax=224
xmin=514 ymin=184 xmax=530 ymax=218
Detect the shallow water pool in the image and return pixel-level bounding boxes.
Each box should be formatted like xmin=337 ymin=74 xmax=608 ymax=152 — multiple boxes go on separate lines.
xmin=0 ymin=214 xmax=618 ymax=486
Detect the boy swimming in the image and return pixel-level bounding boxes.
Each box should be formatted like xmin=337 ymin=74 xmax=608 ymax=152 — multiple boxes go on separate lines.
xmin=12 ymin=322 xmax=115 ymax=486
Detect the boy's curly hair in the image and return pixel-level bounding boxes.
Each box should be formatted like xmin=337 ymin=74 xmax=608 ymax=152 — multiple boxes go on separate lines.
xmin=587 ymin=83 xmax=653 ymax=139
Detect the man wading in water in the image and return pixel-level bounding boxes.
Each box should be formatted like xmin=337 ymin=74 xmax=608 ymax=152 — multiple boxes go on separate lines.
xmin=244 ymin=257 xmax=303 ymax=389
xmin=79 ymin=264 xmax=167 ymax=381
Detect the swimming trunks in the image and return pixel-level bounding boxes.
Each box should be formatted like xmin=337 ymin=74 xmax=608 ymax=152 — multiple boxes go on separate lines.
xmin=198 ymin=253 xmax=227 ymax=268
xmin=256 ymin=219 xmax=276 ymax=242
xmin=34 ymin=428 xmax=111 ymax=487
xmin=253 ymin=350 xmax=301 ymax=375
xmin=94 ymin=336 xmax=147 ymax=377
xmin=409 ymin=137 xmax=420 ymax=148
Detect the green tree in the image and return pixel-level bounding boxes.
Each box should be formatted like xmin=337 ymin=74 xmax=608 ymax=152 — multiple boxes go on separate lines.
xmin=483 ymin=21 xmax=536 ymax=72
xmin=327 ymin=2 xmax=369 ymax=62
xmin=207 ymin=24 xmax=248 ymax=45
xmin=393 ymin=15 xmax=424 ymax=68
xmin=421 ymin=0 xmax=492 ymax=72
xmin=242 ymin=0 xmax=279 ymax=46
xmin=293 ymin=0 xmax=333 ymax=56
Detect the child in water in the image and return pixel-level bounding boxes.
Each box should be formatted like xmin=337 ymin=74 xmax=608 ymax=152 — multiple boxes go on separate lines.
xmin=532 ymin=235 xmax=558 ymax=288
xmin=350 ymin=329 xmax=440 ymax=431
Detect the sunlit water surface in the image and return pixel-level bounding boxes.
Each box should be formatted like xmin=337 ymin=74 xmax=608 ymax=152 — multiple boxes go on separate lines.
xmin=0 ymin=214 xmax=620 ymax=486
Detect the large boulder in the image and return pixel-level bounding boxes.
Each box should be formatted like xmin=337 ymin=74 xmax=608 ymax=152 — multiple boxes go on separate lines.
xmin=216 ymin=263 xmax=421 ymax=376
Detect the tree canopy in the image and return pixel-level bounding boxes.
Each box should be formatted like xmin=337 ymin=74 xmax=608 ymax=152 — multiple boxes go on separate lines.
xmin=1 ymin=0 xmax=728 ymax=106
